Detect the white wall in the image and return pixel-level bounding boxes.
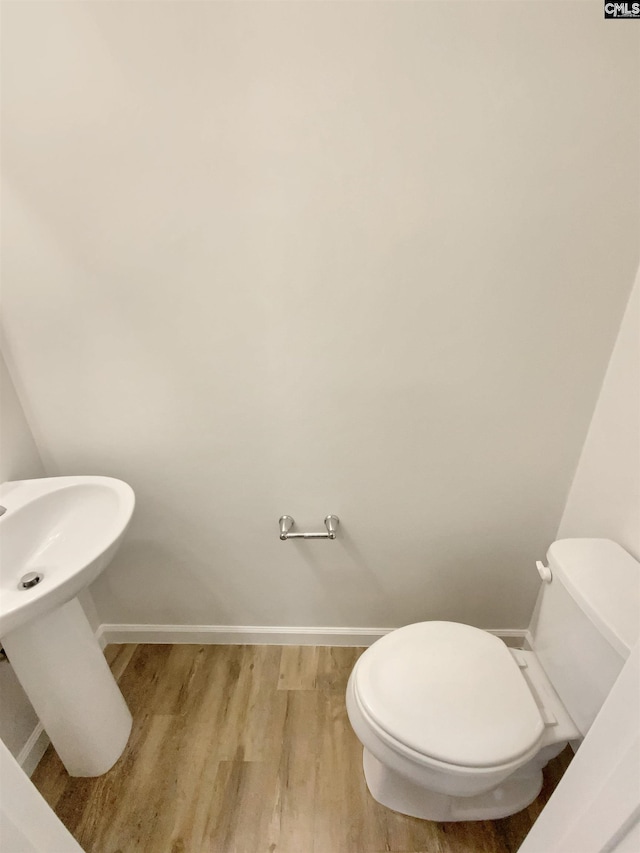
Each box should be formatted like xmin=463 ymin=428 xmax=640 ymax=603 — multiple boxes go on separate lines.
xmin=1 ymin=2 xmax=639 ymax=632
xmin=0 ymin=354 xmax=45 ymax=486
xmin=558 ymin=272 xmax=640 ymax=559
xmin=0 ymin=353 xmax=43 ymax=759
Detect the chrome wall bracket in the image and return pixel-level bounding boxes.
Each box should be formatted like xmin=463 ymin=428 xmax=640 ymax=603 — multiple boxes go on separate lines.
xmin=279 ymin=515 xmax=339 ymax=541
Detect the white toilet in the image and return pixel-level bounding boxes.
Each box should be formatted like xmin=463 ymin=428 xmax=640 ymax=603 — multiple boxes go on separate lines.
xmin=346 ymin=538 xmax=639 ymax=821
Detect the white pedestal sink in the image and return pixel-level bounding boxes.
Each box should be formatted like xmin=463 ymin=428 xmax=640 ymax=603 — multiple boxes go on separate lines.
xmin=0 ymin=476 xmax=135 ymax=777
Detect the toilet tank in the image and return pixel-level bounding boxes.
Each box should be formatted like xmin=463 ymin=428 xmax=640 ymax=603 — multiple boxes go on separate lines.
xmin=530 ymin=538 xmax=639 ymax=736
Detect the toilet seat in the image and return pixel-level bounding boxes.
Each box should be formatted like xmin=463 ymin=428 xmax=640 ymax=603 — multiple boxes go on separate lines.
xmin=352 ymin=622 xmax=545 ymax=769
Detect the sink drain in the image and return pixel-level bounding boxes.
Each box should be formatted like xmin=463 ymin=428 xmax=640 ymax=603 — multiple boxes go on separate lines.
xmin=19 ymin=571 xmax=44 ymax=590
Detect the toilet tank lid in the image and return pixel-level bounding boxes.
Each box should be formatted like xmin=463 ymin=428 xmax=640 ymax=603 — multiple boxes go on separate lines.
xmin=547 ymin=539 xmax=640 ymax=658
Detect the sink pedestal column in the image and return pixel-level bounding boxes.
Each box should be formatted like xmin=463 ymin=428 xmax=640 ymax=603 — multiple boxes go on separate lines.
xmin=2 ymin=597 xmax=132 ymax=777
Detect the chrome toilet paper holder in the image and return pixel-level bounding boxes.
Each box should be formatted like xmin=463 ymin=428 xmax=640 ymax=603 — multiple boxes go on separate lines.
xmin=279 ymin=515 xmax=339 ymax=541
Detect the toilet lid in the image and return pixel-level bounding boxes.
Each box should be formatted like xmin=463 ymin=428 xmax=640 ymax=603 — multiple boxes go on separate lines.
xmin=354 ymin=622 xmax=544 ymax=768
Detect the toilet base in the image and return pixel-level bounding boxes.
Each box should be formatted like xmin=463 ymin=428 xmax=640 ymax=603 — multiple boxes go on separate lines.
xmin=362 ymin=749 xmax=544 ymax=822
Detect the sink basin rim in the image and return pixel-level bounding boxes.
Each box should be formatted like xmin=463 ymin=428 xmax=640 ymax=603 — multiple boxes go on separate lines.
xmin=0 ymin=476 xmax=135 ymax=637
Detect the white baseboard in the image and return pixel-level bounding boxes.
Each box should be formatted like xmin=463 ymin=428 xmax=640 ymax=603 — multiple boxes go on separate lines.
xmin=97 ymin=624 xmax=393 ymax=647
xmin=522 ymin=630 xmax=535 ymax=650
xmin=17 ymin=723 xmax=50 ymax=778
xmin=97 ymin=623 xmax=530 ymax=649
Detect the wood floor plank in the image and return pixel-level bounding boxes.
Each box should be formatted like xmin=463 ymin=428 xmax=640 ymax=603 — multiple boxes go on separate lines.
xmin=314 ymin=688 xmax=388 ymax=853
xmin=77 ymin=713 xmax=178 ymax=852
xmin=115 ymin=643 xmax=174 ymax=716
xmin=30 ymin=746 xmax=69 ymax=811
xmin=438 ymin=820 xmax=508 ymax=853
xmin=158 ymin=646 xmax=286 ymax=851
xmin=32 ymin=643 xmax=572 ymax=853
xmin=146 ymin=647 xmax=254 ymax=851
xmin=381 ymin=806 xmax=447 ymax=853
xmin=150 ymin=643 xmax=211 ymax=715
xmin=201 ymin=759 xmax=280 ymax=853
xmin=48 ymin=776 xmax=95 ymax=840
xmin=206 ymin=645 xmax=282 ymax=763
xmin=154 ymin=693 xmax=225 ymax=849
xmin=236 ymin=645 xmax=288 ymax=762
xmin=278 ymin=645 xmax=319 ymax=690
xmin=274 ymin=690 xmax=320 ymax=852
xmin=104 ymin=642 xmax=137 ymax=683
xmin=316 ymin=645 xmax=366 ymax=692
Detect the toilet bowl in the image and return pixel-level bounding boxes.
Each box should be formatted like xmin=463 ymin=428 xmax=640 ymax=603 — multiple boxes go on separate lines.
xmin=345 ymin=539 xmax=640 ymax=823
xmin=346 ymin=621 xmax=577 ymax=821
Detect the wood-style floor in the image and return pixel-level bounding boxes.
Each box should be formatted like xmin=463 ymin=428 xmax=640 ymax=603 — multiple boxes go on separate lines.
xmin=32 ymin=644 xmax=572 ymax=853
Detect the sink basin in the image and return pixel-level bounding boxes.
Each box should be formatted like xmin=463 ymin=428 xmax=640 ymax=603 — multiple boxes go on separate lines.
xmin=0 ymin=476 xmax=135 ymax=777
xmin=0 ymin=476 xmax=135 ymax=635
